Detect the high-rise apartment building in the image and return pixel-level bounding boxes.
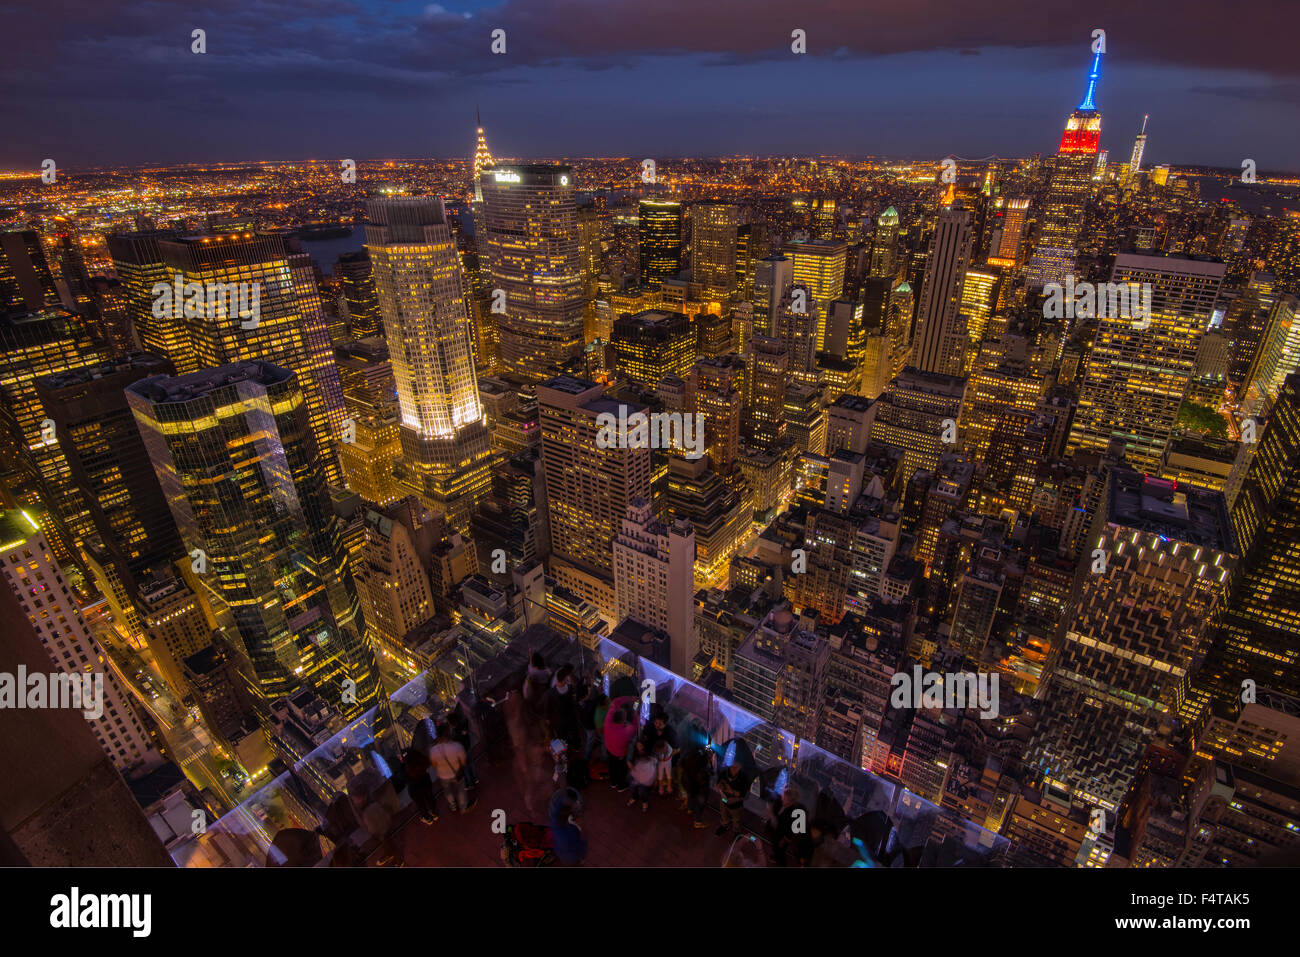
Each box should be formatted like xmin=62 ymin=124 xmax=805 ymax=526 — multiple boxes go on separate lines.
xmin=126 ymin=361 xmax=381 ymax=724
xmin=365 ymin=198 xmax=493 ymax=532
xmin=748 ymin=336 xmax=789 ymax=448
xmin=773 ymin=284 xmax=820 ymax=378
xmin=356 ymin=497 xmax=438 ymax=661
xmin=694 ymin=354 xmax=745 ymax=474
xmin=868 ymin=368 xmax=967 ymax=490
xmin=479 ymin=165 xmax=585 ymax=380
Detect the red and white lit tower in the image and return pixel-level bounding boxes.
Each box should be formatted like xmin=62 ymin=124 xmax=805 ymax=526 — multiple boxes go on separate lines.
xmin=1025 ymin=50 xmax=1103 ymax=288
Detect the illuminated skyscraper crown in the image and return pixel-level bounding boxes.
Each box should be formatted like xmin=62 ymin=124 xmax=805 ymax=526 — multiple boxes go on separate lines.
xmin=473 ymin=106 xmax=495 ymax=182
xmin=1059 ymin=51 xmax=1102 ymax=155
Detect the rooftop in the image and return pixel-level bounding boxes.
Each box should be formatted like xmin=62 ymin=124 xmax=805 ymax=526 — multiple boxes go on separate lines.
xmin=126 ymin=360 xmax=293 ymax=404
xmin=1107 ymin=468 xmax=1234 ymax=551
xmin=173 ymin=631 xmax=1009 ymax=868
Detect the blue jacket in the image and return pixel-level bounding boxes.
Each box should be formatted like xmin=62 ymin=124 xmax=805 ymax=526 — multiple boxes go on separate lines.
xmin=551 ymin=821 xmax=587 ymax=865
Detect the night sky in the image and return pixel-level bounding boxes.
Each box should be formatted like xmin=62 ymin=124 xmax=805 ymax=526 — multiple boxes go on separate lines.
xmin=4 ymin=0 xmax=1298 ymax=169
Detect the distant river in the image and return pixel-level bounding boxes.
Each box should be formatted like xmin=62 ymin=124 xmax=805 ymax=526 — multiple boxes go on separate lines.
xmin=298 ymin=227 xmax=368 ymax=276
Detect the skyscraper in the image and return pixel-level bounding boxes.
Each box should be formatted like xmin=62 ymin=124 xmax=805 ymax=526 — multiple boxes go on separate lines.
xmin=0 ymin=509 xmax=161 ymax=775
xmin=1025 ymin=51 xmax=1103 ymax=288
xmin=126 ymin=361 xmax=381 ymax=724
xmin=472 ymin=106 xmax=495 ymax=200
xmin=1068 ymin=252 xmax=1225 ymax=470
xmin=754 ymin=254 xmax=793 ymax=334
xmin=479 ymin=165 xmax=584 ymax=380
xmin=694 ymin=354 xmax=745 ymax=474
xmin=869 ymin=206 xmax=901 ymax=278
xmin=1200 ymin=374 xmax=1300 ymax=702
xmin=1028 ymin=470 xmax=1235 ymax=810
xmin=987 ymin=198 xmax=1029 ymax=268
xmin=0 ymin=309 xmax=111 ymax=569
xmin=785 ymin=239 xmax=847 ymax=348
xmin=335 ymin=251 xmax=382 ymax=339
xmin=365 ymin=197 xmax=494 ymax=533
xmin=34 ymin=354 xmax=182 ymax=599
xmin=773 ymin=284 xmax=820 ymax=379
xmin=106 ymin=231 xmax=189 ymax=371
xmin=155 ymin=232 xmax=347 ymax=486
xmin=639 ymin=199 xmax=684 ymax=283
xmin=1 ymin=230 xmax=61 ymax=316
xmin=868 ymin=368 xmax=967 ymax=490
xmin=690 ymin=202 xmax=739 ymax=295
xmin=539 ymin=376 xmax=652 ymax=622
xmin=913 ymin=203 xmax=974 ymax=377
xmin=748 ymin=336 xmax=789 ymax=448
xmin=610 ymin=309 xmax=696 ymax=389
xmin=1122 ymin=114 xmax=1148 ymax=189
xmin=613 ymin=497 xmax=696 ymax=674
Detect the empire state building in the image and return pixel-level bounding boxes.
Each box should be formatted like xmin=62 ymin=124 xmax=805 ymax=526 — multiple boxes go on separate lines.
xmin=1025 ymin=50 xmax=1103 ymax=288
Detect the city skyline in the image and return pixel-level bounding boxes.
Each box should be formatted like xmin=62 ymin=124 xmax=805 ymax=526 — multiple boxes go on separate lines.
xmin=3 ymin=0 xmax=1300 ymax=885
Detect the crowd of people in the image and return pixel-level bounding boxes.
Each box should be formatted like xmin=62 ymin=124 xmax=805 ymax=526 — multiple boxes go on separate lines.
xmin=326 ymin=651 xmax=829 ymax=866
xmin=526 ymin=652 xmax=821 ymax=867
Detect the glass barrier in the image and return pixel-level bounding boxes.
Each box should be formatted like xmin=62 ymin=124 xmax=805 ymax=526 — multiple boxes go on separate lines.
xmin=173 ymin=630 xmax=1009 ymax=867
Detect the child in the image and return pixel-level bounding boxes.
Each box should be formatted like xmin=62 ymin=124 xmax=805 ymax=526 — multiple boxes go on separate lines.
xmin=652 ymin=736 xmax=674 ymax=797
xmin=628 ymin=739 xmax=657 ymax=812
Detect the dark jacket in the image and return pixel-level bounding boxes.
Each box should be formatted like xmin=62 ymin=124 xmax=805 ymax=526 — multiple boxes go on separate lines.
xmin=640 ymin=721 xmax=678 ymax=756
xmin=717 ymin=767 xmax=751 ymax=806
xmin=681 ymin=747 xmax=712 ymax=796
xmin=546 ymin=684 xmax=582 ymax=744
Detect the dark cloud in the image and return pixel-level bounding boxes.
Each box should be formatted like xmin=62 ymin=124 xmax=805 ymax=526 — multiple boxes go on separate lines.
xmin=0 ymin=0 xmax=1296 ymax=165
xmin=4 ymin=0 xmax=1299 ymax=94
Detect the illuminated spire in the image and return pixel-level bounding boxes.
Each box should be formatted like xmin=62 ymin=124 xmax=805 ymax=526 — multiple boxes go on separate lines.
xmin=1078 ymin=52 xmax=1102 ymax=111
xmin=473 ymin=107 xmax=495 ymax=182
